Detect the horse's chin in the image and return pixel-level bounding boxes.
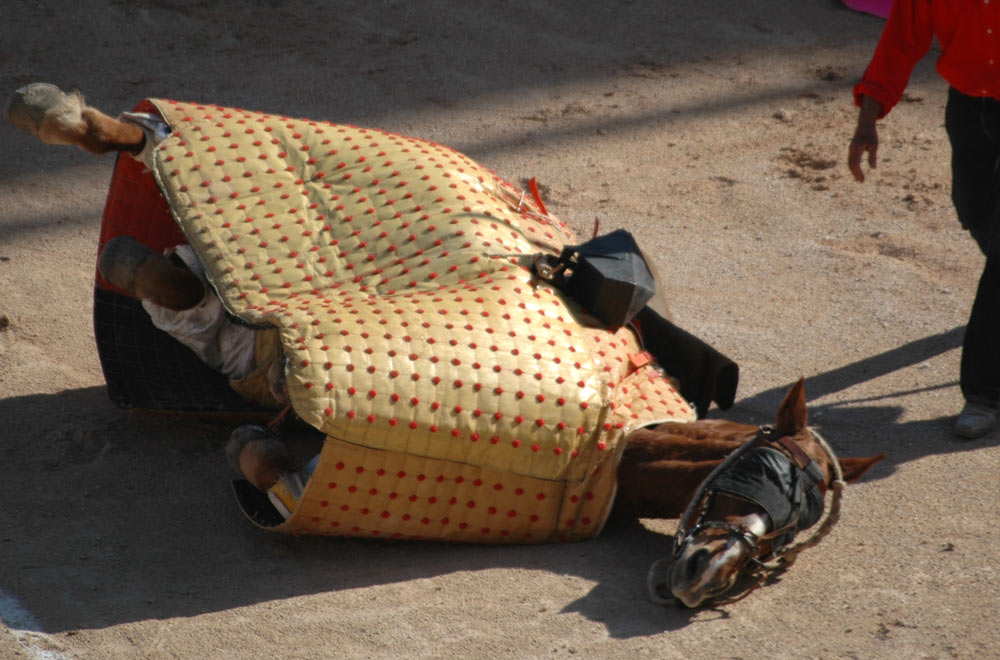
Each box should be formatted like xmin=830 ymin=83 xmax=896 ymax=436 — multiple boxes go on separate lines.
xmin=670 ymin=572 xmax=740 ymax=608
xmin=672 ymin=586 xmax=712 ymax=609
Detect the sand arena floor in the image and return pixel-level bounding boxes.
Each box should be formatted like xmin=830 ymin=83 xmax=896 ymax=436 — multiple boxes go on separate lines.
xmin=1 ymin=2 xmax=997 ymax=658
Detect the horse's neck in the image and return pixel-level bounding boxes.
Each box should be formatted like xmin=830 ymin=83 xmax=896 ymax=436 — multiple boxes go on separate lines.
xmin=629 ymin=419 xmax=757 ymax=462
xmin=681 ymin=419 xmax=758 ymax=444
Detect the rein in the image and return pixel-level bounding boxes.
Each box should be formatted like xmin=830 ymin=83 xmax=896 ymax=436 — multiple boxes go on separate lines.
xmin=647 ymin=426 xmax=846 ymax=606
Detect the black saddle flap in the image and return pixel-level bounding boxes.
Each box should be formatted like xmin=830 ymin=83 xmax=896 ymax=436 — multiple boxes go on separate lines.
xmin=554 ymin=229 xmax=656 ymax=328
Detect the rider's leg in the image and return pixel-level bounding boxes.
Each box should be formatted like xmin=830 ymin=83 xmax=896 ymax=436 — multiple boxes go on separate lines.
xmin=98 ymin=236 xmax=204 ymax=310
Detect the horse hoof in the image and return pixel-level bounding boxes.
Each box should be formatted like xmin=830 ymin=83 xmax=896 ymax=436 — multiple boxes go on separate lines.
xmin=97 ymin=236 xmax=157 ymax=295
xmin=5 ymin=83 xmax=84 ymax=144
xmin=226 ymin=424 xmax=296 ymax=491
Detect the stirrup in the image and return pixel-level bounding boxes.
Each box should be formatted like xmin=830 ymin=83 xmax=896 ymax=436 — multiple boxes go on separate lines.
xmin=119 ymin=111 xmax=172 ymax=165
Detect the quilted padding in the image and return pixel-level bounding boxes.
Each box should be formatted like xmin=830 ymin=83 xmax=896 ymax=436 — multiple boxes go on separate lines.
xmin=147 ymin=99 xmax=694 ymax=542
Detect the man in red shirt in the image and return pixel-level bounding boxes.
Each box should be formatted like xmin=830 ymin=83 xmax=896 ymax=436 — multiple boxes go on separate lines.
xmin=849 ymin=1 xmax=1000 ymax=439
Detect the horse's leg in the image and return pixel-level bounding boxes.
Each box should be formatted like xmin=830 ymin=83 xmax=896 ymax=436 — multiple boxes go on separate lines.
xmin=78 ymin=104 xmax=144 ymax=154
xmin=6 ymin=83 xmax=143 ymax=154
xmin=98 ymin=236 xmax=204 ymax=310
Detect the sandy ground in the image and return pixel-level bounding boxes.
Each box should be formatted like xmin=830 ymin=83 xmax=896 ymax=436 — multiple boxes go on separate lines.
xmin=2 ymin=1 xmax=999 ymax=658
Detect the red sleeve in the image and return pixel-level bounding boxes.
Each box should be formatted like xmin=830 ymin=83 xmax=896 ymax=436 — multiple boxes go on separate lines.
xmin=853 ymin=0 xmax=935 ymax=118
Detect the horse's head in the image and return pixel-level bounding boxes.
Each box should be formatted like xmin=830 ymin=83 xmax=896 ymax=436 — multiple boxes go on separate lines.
xmin=667 ymin=496 xmax=770 ymax=607
xmin=663 ymin=378 xmax=883 ymax=608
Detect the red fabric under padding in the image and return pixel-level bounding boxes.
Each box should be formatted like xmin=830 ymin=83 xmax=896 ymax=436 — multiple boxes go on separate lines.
xmin=95 ymin=99 xmax=186 ymax=295
xmin=92 ymin=100 xmax=247 ymax=411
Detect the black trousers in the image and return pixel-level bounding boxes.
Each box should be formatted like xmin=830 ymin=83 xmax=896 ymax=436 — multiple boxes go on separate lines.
xmin=945 ymin=87 xmax=1000 ymax=407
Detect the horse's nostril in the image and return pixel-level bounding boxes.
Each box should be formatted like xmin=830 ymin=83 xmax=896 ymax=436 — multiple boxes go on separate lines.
xmin=685 ymin=548 xmax=710 ymax=580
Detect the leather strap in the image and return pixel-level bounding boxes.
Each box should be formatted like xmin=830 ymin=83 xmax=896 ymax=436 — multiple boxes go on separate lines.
xmin=776 ymin=435 xmax=812 ymax=470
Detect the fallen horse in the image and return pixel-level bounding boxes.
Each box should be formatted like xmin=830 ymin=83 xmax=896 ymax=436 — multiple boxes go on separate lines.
xmin=5 ymin=84 xmax=883 ymax=607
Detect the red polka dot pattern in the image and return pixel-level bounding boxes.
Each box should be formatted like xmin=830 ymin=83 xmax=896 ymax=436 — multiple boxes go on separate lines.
xmin=149 ymin=99 xmax=694 ymax=542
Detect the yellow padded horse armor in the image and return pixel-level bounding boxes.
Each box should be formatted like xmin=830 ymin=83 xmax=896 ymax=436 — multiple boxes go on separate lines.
xmin=146 ymin=98 xmax=694 ymax=542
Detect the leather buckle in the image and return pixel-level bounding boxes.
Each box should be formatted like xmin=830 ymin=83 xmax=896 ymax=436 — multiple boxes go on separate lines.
xmin=628 ymin=350 xmax=654 ymax=372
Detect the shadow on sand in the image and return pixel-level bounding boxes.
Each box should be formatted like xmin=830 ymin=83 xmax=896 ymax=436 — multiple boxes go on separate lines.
xmin=1 ymin=326 xmax=994 ymax=637
xmin=719 ymin=325 xmax=999 ymax=482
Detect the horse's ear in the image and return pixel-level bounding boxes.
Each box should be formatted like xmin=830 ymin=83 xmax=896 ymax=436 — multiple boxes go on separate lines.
xmin=773 ymin=377 xmax=808 ymax=436
xmin=838 ymin=453 xmax=886 ymax=483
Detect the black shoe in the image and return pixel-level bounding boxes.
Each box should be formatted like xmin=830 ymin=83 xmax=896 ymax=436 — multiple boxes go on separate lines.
xmin=954 ymin=402 xmax=997 ymax=439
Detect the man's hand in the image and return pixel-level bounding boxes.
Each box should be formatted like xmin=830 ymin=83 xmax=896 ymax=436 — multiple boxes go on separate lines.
xmin=848 ymin=95 xmax=884 ymax=182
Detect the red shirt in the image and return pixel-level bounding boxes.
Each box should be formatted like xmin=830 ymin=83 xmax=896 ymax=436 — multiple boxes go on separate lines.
xmin=854 ymin=0 xmax=1000 ymax=117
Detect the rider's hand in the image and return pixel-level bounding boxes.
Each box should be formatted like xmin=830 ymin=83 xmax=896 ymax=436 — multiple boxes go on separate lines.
xmin=848 ymin=95 xmax=883 ymax=183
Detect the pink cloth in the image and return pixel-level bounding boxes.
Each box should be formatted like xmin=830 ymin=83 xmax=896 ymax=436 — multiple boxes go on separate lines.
xmin=843 ymin=0 xmax=892 ymax=19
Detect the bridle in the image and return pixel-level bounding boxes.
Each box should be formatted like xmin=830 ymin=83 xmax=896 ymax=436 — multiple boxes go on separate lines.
xmin=648 ymin=425 xmax=846 ymax=606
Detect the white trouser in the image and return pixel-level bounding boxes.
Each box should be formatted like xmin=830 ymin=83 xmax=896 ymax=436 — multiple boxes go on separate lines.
xmin=141 ymin=247 xmax=256 ymax=380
